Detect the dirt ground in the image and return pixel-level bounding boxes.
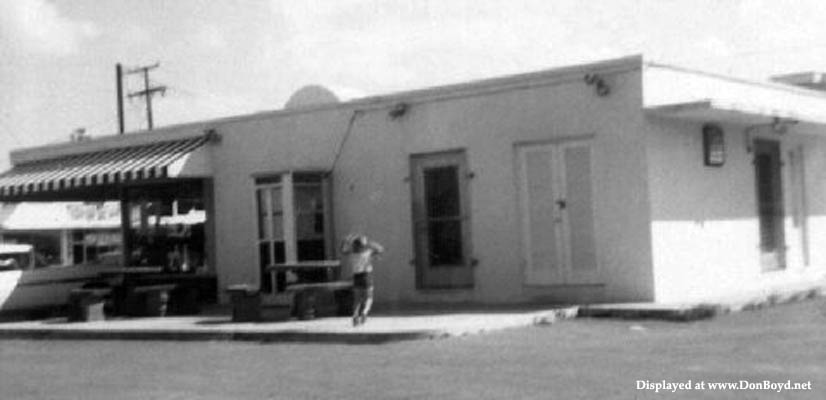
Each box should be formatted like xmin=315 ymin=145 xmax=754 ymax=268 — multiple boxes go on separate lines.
xmin=1 ymin=298 xmax=824 ymax=399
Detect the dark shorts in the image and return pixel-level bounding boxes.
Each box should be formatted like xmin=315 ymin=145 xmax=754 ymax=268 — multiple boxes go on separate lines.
xmin=353 ymin=272 xmax=374 ymax=289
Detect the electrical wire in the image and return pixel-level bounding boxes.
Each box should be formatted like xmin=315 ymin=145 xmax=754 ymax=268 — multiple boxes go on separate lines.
xmin=327 ymin=109 xmax=363 ymax=176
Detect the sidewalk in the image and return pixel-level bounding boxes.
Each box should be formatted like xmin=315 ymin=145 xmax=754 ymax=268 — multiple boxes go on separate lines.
xmin=0 ymin=306 xmax=578 ymax=344
xmin=2 ymin=279 xmax=823 ymax=343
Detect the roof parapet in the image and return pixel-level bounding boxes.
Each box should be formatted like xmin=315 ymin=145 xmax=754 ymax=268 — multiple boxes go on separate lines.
xmin=771 ymin=72 xmax=826 ymax=92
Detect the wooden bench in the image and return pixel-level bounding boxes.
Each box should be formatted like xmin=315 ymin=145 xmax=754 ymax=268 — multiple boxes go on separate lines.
xmin=226 ymin=284 xmax=262 ymax=322
xmin=224 ymin=280 xmax=354 ymax=322
xmin=287 ymin=281 xmax=354 ymax=320
xmin=265 ymin=261 xmax=341 ymax=293
xmin=67 ymin=288 xmax=112 ymax=322
xmin=124 ymin=284 xmax=177 ymax=317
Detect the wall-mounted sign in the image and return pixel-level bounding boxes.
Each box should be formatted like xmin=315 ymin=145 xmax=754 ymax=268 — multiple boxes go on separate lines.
xmin=702 ymin=123 xmax=725 ymax=167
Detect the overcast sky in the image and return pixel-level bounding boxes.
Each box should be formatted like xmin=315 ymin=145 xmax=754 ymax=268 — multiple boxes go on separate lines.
xmin=2 ymin=0 xmax=826 ymax=169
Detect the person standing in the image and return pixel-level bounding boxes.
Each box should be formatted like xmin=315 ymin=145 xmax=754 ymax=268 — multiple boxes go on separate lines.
xmin=341 ymin=234 xmax=384 ymax=326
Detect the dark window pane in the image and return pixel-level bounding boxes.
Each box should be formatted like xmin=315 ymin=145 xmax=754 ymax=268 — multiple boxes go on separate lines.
xmin=424 ymin=166 xmax=460 ymax=218
xmin=256 ymin=190 xmax=267 ymax=239
xmin=259 ymin=242 xmax=270 ymax=267
xmin=427 ymin=220 xmax=463 ymax=266
xmin=259 ymin=242 xmax=271 ymax=293
xmin=73 ymin=245 xmax=85 ymax=265
xmin=273 ymin=242 xmax=286 ymax=264
xmin=314 ymin=213 xmax=324 ymax=234
xmin=297 ymin=239 xmax=326 ymax=261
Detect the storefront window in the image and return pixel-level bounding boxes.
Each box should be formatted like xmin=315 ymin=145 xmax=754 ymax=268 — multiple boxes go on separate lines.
xmin=1 ymin=232 xmax=61 ymax=268
xmin=124 ymin=181 xmax=206 ymax=272
xmin=70 ymin=230 xmax=121 ymax=265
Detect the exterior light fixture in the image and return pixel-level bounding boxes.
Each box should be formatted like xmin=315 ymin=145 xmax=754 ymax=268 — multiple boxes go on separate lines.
xmin=702 ymin=123 xmax=725 ymax=167
xmin=770 ymin=117 xmax=798 ymax=135
xmin=389 ymin=102 xmax=409 ymax=119
xmin=584 ymin=73 xmax=610 ymax=97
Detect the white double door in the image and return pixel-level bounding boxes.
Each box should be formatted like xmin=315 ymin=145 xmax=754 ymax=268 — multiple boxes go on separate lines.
xmin=518 ymin=140 xmax=598 ymax=285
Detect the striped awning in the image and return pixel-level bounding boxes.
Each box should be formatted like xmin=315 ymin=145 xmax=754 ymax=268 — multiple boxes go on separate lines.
xmin=0 ymin=136 xmax=209 ymax=198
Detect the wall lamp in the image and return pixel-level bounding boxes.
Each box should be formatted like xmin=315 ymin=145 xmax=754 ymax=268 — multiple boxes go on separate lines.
xmin=742 ymin=117 xmax=799 ymax=153
xmin=770 ymin=117 xmax=798 ymax=135
xmin=584 ymin=73 xmax=610 ymax=97
xmin=389 ymin=102 xmax=409 ymax=119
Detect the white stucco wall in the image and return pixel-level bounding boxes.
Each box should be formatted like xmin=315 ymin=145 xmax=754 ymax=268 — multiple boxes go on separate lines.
xmin=645 ymin=117 xmax=826 ymax=303
xmin=208 ymin=57 xmax=657 ymax=305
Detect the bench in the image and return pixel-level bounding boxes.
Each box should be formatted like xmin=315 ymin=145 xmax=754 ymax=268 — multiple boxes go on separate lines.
xmin=124 ymin=284 xmax=177 ymax=317
xmin=225 ymin=281 xmax=353 ymax=322
xmin=67 ymin=288 xmax=112 ymax=322
xmin=265 ymin=261 xmax=341 ymax=293
xmin=226 ymin=284 xmax=262 ymax=322
xmin=287 ymin=281 xmax=354 ymax=320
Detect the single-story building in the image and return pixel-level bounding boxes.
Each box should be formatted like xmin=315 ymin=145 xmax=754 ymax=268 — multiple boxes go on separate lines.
xmin=2 ymin=55 xmax=825 ymax=307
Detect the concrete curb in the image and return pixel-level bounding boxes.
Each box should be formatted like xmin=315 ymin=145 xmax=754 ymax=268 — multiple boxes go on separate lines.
xmin=577 ymin=305 xmax=717 ymax=322
xmin=0 ymin=328 xmax=439 ymax=344
xmin=0 ymin=307 xmax=581 ymax=344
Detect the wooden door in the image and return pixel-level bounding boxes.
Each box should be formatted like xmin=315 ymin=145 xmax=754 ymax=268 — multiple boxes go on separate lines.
xmin=754 ymin=139 xmax=786 ymax=270
xmin=519 ymin=140 xmax=597 ymax=285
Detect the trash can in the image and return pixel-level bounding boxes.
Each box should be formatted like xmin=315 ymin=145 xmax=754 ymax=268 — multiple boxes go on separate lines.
xmin=292 ymin=289 xmax=317 ymax=320
xmin=226 ymin=284 xmax=260 ymax=322
xmin=67 ymin=288 xmax=109 ymax=322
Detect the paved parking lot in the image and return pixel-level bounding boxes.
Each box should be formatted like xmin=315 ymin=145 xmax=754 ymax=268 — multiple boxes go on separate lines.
xmin=0 ymin=298 xmax=824 ymax=399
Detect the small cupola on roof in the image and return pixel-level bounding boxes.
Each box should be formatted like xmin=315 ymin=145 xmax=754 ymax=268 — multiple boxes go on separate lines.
xmin=283 ymin=85 xmax=339 ymax=109
xmin=771 ymin=72 xmax=826 ymax=91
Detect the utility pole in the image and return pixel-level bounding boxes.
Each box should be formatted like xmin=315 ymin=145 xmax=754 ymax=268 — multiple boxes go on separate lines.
xmin=126 ymin=62 xmax=166 ymax=130
xmin=116 ymin=63 xmax=125 ymax=134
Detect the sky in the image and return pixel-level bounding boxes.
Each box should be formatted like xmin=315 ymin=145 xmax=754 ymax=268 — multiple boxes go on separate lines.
xmin=2 ymin=0 xmax=826 ymax=169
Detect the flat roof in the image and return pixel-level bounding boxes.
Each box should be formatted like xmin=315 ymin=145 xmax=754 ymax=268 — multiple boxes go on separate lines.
xmin=7 ymin=55 xmax=644 ymax=165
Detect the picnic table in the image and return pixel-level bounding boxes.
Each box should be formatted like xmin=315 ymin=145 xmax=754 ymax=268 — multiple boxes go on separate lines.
xmin=264 ymin=260 xmax=342 ymax=293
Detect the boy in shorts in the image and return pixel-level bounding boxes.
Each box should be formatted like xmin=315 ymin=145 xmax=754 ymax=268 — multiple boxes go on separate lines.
xmin=341 ymin=234 xmax=384 ymax=326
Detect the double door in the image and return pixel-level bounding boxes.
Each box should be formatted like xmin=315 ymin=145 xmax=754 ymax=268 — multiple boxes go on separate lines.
xmin=518 ymin=140 xmax=597 ymax=285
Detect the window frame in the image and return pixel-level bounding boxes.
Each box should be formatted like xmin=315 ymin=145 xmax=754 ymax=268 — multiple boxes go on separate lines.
xmin=254 ymin=171 xmax=333 ymax=293
xmin=69 ymin=229 xmax=122 ymax=266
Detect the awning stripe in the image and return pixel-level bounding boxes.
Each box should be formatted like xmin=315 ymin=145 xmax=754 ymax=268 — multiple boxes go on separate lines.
xmin=0 ymin=136 xmax=208 ymax=197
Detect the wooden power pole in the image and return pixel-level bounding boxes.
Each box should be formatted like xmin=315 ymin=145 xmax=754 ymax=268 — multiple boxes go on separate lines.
xmin=126 ymin=62 xmax=166 ymax=130
xmin=116 ymin=63 xmax=125 ymax=134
